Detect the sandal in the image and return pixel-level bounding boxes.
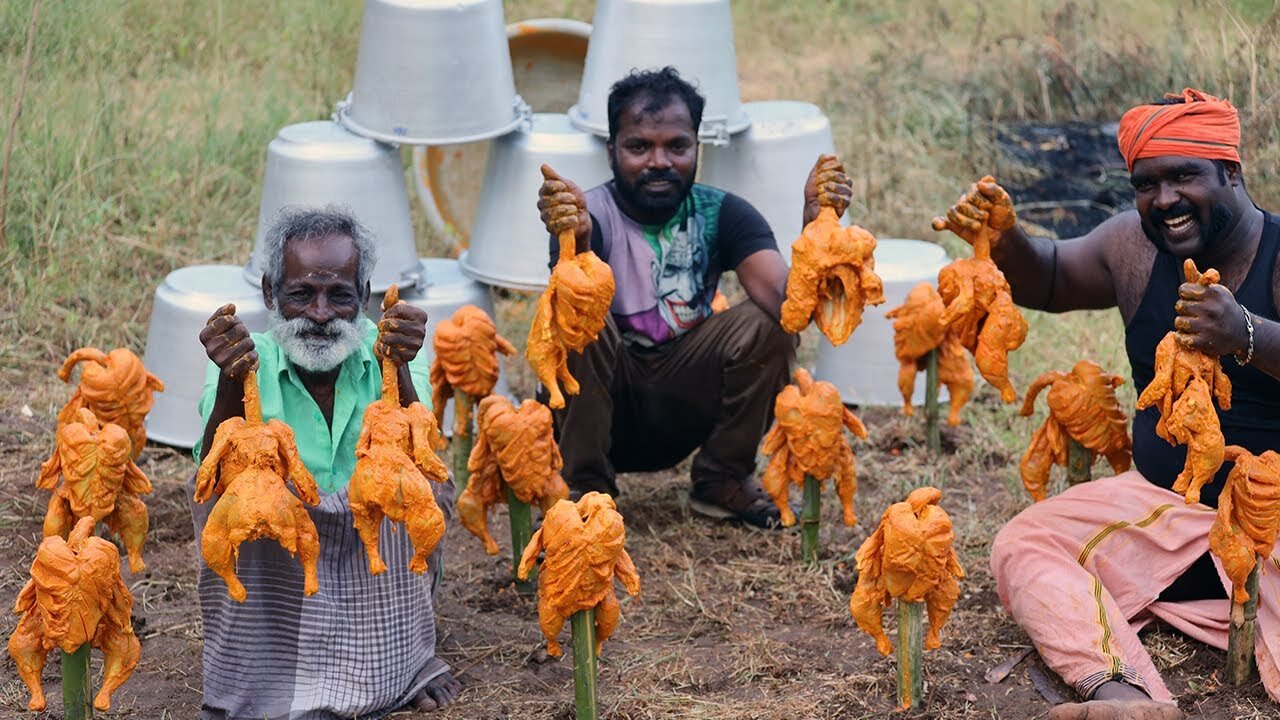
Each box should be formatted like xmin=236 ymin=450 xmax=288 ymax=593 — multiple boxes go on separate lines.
xmin=689 ymin=477 xmax=784 ymax=529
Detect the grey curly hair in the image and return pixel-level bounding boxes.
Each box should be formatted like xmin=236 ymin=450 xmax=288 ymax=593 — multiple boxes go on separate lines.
xmin=261 ymin=205 xmax=378 ymax=300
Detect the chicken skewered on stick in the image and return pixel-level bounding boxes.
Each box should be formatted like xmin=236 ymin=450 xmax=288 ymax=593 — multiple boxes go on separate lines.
xmin=884 ymin=282 xmax=974 ymax=445
xmin=57 ymin=347 xmax=164 ymax=460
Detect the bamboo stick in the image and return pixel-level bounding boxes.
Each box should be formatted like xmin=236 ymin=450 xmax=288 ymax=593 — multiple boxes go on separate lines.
xmin=451 ymin=391 xmax=473 ymax=493
xmin=897 ymin=600 xmax=924 ymax=709
xmin=61 ymin=644 xmax=92 ymax=720
xmin=1228 ymin=562 xmax=1261 ymax=685
xmin=924 ymin=349 xmax=941 ymax=453
xmin=508 ymin=486 xmax=535 ymax=594
xmin=801 ymin=475 xmax=821 ymax=567
xmin=571 ymin=609 xmax=599 ymax=720
xmin=1066 ymin=437 xmax=1092 ymax=485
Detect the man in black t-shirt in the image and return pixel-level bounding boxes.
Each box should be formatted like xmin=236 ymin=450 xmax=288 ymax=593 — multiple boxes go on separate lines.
xmin=537 ymin=67 xmax=851 ymax=528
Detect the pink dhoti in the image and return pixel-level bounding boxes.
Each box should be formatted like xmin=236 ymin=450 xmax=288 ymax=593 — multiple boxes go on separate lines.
xmin=990 ymin=471 xmax=1280 ymax=702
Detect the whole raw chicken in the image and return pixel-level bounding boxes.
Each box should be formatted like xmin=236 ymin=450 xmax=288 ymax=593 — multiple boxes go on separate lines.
xmin=884 ymin=282 xmax=974 ymax=425
xmin=194 ymin=371 xmax=321 ymax=602
xmin=526 ymin=165 xmax=616 ymax=409
xmin=9 ymin=516 xmax=141 ymax=712
xmin=430 ymin=304 xmax=516 ymax=437
xmin=457 ymin=396 xmax=570 ymax=554
xmin=780 ymin=158 xmax=885 ymax=345
xmin=849 ymin=486 xmax=964 ymax=657
xmin=760 ymin=368 xmax=867 ymax=527
xmin=1018 ymin=360 xmax=1133 ymax=502
xmin=1135 ymin=261 xmax=1232 ymax=505
xmin=57 ymin=347 xmax=164 ymax=459
xmin=517 ymin=493 xmax=641 ymax=657
xmin=1209 ymin=446 xmax=1280 ymax=606
xmin=349 ymin=286 xmax=450 ymax=576
xmin=38 ymin=408 xmax=152 ymax=572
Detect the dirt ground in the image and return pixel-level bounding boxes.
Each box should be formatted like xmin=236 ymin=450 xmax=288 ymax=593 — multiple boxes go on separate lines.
xmin=0 ymin=387 xmax=1274 ymax=720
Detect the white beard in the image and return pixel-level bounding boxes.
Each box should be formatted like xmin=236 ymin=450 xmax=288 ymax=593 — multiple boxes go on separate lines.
xmin=267 ymin=308 xmax=364 ymax=373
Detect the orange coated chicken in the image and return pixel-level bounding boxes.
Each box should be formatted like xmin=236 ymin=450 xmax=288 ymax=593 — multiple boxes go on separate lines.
xmin=760 ymin=368 xmax=867 ymax=527
xmin=57 ymin=347 xmax=164 ymax=459
xmin=884 ymin=282 xmax=974 ymax=425
xmin=1018 ymin=361 xmax=1133 ymax=502
xmin=430 ymin=304 xmax=516 ymax=437
xmin=457 ymin=395 xmax=570 ymax=554
xmin=517 ymin=493 xmax=641 ymax=657
xmin=1209 ymin=446 xmax=1280 ymax=605
xmin=932 ymin=252 xmax=1027 ymax=404
xmin=527 ymin=166 xmax=615 ymax=409
xmin=1135 ymin=261 xmax=1232 ymax=505
xmin=849 ymin=487 xmax=964 ymax=656
xmin=349 ymin=287 xmax=449 ymax=576
xmin=194 ymin=371 xmax=321 ymax=602
xmin=38 ymin=408 xmax=152 ymax=572
xmin=9 ymin=516 xmax=140 ymax=712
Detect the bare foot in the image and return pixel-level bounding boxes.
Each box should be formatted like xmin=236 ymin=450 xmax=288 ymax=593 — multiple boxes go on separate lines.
xmin=1048 ymin=681 xmax=1183 ymax=720
xmin=411 ymin=671 xmax=464 ymax=712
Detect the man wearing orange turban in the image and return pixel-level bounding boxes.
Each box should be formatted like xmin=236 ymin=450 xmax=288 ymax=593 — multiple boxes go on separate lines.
xmin=933 ymin=90 xmax=1280 ymax=719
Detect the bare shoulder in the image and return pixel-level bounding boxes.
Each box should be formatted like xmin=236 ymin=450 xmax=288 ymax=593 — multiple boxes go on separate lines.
xmin=1083 ymin=210 xmax=1155 ymax=320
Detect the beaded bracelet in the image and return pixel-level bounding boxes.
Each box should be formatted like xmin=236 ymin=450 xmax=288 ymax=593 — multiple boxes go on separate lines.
xmin=1235 ymin=302 xmax=1255 ymax=367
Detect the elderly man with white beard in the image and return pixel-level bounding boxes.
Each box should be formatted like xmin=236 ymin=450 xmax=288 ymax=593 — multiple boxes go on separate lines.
xmin=189 ymin=207 xmax=463 ymax=719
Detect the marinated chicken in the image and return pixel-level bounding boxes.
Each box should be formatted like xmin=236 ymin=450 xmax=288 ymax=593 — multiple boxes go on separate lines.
xmin=9 ymin=516 xmax=140 ymax=712
xmin=194 ymin=371 xmax=321 ymax=602
xmin=884 ymin=282 xmax=974 ymax=425
xmin=1018 ymin=360 xmax=1133 ymax=502
xmin=348 ymin=287 xmax=449 ymax=576
xmin=1209 ymin=446 xmax=1280 ymax=605
xmin=516 ymin=493 xmax=641 ymax=657
xmin=760 ymin=368 xmax=867 ymax=527
xmin=57 ymin=347 xmax=164 ymax=459
xmin=430 ymin=304 xmax=516 ymax=437
xmin=932 ymin=252 xmax=1027 ymax=404
xmin=457 ymin=396 xmax=570 ymax=554
xmin=526 ymin=165 xmax=615 ymax=409
xmin=849 ymin=487 xmax=964 ymax=656
xmin=38 ymin=408 xmax=151 ymax=572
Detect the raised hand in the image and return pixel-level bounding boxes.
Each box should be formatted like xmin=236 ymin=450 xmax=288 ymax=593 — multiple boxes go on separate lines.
xmin=803 ymin=153 xmax=853 ymax=220
xmin=931 ymin=175 xmax=1016 ymax=255
xmin=374 ymin=292 xmax=428 ymax=366
xmin=199 ymin=304 xmax=257 ymax=380
xmin=1176 ymin=259 xmax=1249 ymax=357
xmin=537 ymin=164 xmax=590 ymax=247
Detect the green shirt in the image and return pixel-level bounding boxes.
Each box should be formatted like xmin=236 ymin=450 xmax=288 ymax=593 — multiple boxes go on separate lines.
xmin=193 ymin=317 xmax=433 ymax=494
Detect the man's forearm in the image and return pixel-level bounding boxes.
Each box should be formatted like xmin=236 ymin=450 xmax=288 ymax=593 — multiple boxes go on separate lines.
xmin=990 ymin=225 xmax=1059 ymax=311
xmin=397 ymin=364 xmax=420 ymax=407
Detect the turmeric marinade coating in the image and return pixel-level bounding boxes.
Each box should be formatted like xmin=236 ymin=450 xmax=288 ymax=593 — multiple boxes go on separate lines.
xmin=349 ymin=286 xmax=450 ymax=576
xmin=457 ymin=395 xmax=571 ymax=554
xmin=849 ymin=487 xmax=965 ymax=657
xmin=526 ymin=166 xmax=615 ymax=409
xmin=517 ymin=493 xmax=641 ymax=657
xmin=57 ymin=347 xmax=164 ymax=459
xmin=884 ymin=282 xmax=974 ymax=425
xmin=194 ymin=371 xmax=322 ymax=602
xmin=1135 ymin=260 xmax=1233 ymax=505
xmin=1018 ymin=360 xmax=1133 ymax=502
xmin=9 ymin=516 xmax=141 ymax=712
xmin=780 ymin=156 xmax=884 ymax=345
xmin=38 ymin=408 xmax=152 ymax=572
xmin=430 ymin=304 xmax=516 ymax=437
xmin=760 ymin=368 xmax=868 ymax=527
xmin=1209 ymin=446 xmax=1280 ymax=605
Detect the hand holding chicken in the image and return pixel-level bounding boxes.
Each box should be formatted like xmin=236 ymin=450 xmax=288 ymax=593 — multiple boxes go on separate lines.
xmin=430 ymin=304 xmax=516 ymax=437
xmin=884 ymin=282 xmax=974 ymax=425
xmin=57 ymin=347 xmax=164 ymax=459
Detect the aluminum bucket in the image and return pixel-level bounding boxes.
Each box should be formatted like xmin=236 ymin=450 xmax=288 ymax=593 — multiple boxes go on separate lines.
xmin=460 ymin=113 xmax=611 ymax=291
xmin=568 ymin=0 xmax=749 ymax=145
xmin=143 ymin=266 xmax=270 ymax=449
xmin=336 ymin=0 xmax=530 ymax=145
xmin=413 ymin=17 xmax=593 ymax=246
xmin=814 ymin=240 xmax=951 ymax=407
xmin=244 ymin=121 xmax=421 ymax=294
xmin=699 ymin=101 xmax=838 ymax=263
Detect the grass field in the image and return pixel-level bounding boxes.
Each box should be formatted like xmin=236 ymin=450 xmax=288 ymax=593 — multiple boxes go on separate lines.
xmin=1 ymin=0 xmax=1279 ymax=718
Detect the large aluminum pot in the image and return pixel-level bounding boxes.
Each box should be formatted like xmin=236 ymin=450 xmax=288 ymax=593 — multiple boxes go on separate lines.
xmin=244 ymin=121 xmax=421 ymax=294
xmin=568 ymin=0 xmax=749 ymax=145
xmin=336 ymin=0 xmax=530 ymax=145
xmin=699 ymin=101 xmax=838 ymax=262
xmin=143 ymin=266 xmax=270 ymax=449
xmin=814 ymin=240 xmax=951 ymax=407
xmin=460 ymin=114 xmax=611 ymax=291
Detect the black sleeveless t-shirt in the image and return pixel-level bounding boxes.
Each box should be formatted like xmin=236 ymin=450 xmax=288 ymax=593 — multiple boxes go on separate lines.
xmin=1125 ymin=212 xmax=1280 ymax=509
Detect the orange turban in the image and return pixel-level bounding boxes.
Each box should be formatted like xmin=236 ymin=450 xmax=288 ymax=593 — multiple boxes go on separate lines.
xmin=1116 ymin=88 xmax=1241 ymax=172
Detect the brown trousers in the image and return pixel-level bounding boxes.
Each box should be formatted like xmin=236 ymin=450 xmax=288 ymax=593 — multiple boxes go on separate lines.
xmin=549 ymin=302 xmax=794 ymax=495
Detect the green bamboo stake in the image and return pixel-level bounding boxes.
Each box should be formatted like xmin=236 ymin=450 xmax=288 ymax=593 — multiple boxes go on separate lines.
xmin=1066 ymin=437 xmax=1092 ymax=485
xmin=896 ymin=600 xmax=924 ymax=710
xmin=924 ymin=349 xmax=941 ymax=454
xmin=1228 ymin=562 xmax=1261 ymax=685
xmin=451 ymin=392 xmax=473 ymax=494
xmin=571 ymin=609 xmax=599 ymax=720
xmin=61 ymin=644 xmax=92 ymax=720
xmin=801 ymin=475 xmax=822 ymax=567
xmin=508 ymin=486 xmax=536 ymax=594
